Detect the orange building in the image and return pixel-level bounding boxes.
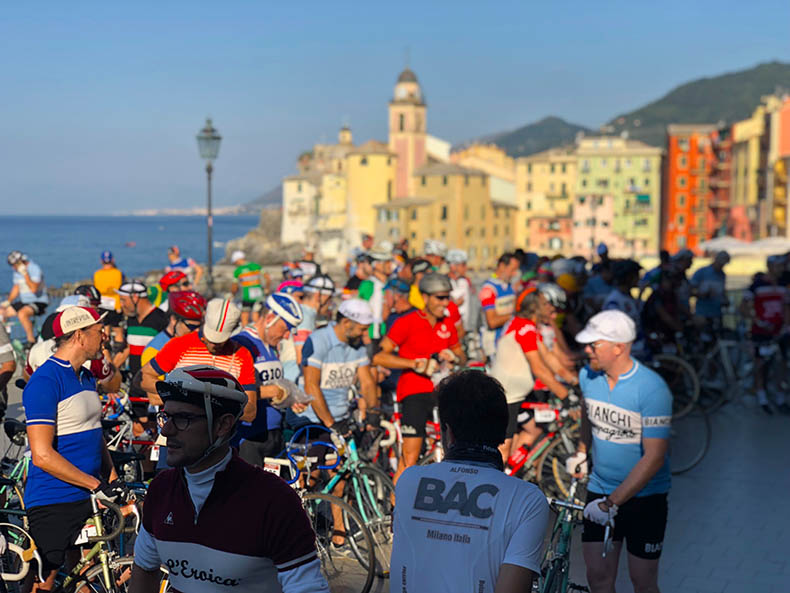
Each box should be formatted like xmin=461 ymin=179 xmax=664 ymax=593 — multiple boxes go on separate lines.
xmin=708 ymin=127 xmax=735 ymax=238
xmin=661 ymin=124 xmax=717 ymax=254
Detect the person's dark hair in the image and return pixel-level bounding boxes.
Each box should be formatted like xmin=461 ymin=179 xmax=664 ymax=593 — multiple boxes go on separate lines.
xmin=335 ymin=310 xmax=348 ymax=324
xmin=659 ymin=249 xmax=670 ymax=264
xmin=496 ymin=252 xmax=515 ymax=268
xmin=516 ymin=288 xmax=540 ymax=317
xmin=436 ymin=371 xmax=508 ymax=445
xmin=54 ymin=331 xmax=77 ymax=349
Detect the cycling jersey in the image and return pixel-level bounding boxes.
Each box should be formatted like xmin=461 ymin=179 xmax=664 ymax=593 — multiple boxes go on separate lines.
xmin=602 ymin=289 xmax=642 ymax=329
xmin=234 ymin=262 xmax=264 ymax=303
xmin=292 ymin=305 xmax=317 ymax=348
xmin=445 ymin=301 xmax=462 ymax=328
xmin=359 ymin=277 xmax=387 ymax=339
xmin=141 ymin=329 xmax=173 ymax=369
xmin=386 ymin=310 xmax=459 ymax=402
xmin=232 ymin=326 xmax=284 ymax=438
xmin=23 ymin=357 xmax=103 ymax=508
xmin=295 ymin=324 xmax=369 ymax=424
xmin=135 ymin=451 xmax=328 ymax=593
xmin=26 ymin=341 xmax=113 ymax=381
xmin=490 ymin=317 xmax=540 ymax=404
xmin=150 ymin=331 xmax=257 ymax=391
xmin=93 ymin=267 xmax=123 ymax=311
xmin=479 ymin=277 xmax=515 ymax=355
xmin=450 ymin=276 xmax=472 ymax=328
xmin=0 ymin=324 xmax=13 ymax=365
xmin=690 ymin=265 xmax=726 ymax=318
xmin=743 ymin=276 xmax=788 ymax=336
xmin=13 ymin=260 xmax=48 ymax=305
xmin=127 ymin=309 xmax=169 ymax=375
xmin=580 ymin=360 xmax=672 ymax=497
xmin=166 ymin=256 xmax=198 ymax=284
xmin=391 ymin=459 xmax=549 ymax=592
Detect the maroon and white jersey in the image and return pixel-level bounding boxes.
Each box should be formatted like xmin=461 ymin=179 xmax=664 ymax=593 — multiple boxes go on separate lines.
xmin=135 ymin=453 xmax=327 ymax=592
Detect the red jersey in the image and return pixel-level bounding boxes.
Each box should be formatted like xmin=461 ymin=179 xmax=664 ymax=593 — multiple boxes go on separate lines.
xmin=150 ymin=331 xmax=257 ymax=391
xmin=745 ymin=277 xmax=788 ymax=336
xmin=386 ymin=310 xmax=459 ymax=401
xmin=504 ymin=317 xmax=545 ymax=390
xmin=444 ymin=301 xmax=462 ymax=327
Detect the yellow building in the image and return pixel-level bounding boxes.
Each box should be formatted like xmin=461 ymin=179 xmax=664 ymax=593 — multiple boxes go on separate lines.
xmin=515 ymin=146 xmax=577 ymax=251
xmin=732 ymin=105 xmax=766 ymax=237
xmin=374 ymin=163 xmax=516 ymax=268
xmin=345 ymin=141 xmax=397 ymax=236
xmin=451 ymin=143 xmax=516 ymax=182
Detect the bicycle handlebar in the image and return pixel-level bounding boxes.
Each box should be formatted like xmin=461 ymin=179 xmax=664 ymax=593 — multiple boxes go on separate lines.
xmin=545 ymin=497 xmax=585 ymax=512
xmin=86 ymin=496 xmax=126 ymax=543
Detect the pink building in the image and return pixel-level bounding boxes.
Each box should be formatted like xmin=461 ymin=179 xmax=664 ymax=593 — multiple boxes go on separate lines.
xmin=526 ymin=216 xmax=572 ymax=254
xmin=571 ymin=193 xmax=625 ymax=258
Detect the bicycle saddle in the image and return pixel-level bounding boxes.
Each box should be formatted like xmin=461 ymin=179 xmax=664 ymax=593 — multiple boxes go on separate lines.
xmin=101 ymin=419 xmax=125 ymax=430
xmin=3 ymin=419 xmax=26 ymax=446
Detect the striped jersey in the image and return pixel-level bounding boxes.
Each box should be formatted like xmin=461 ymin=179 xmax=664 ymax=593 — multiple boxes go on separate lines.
xmin=150 ymin=331 xmax=257 ymax=391
xmin=23 ymin=357 xmax=104 ymax=508
xmin=127 ymin=308 xmax=169 ymax=375
xmin=233 ymin=262 xmax=264 ymax=303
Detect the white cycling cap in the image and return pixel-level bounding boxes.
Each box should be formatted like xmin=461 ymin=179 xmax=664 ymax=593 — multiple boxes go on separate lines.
xmin=576 ymin=310 xmax=636 ymax=344
xmin=339 ymin=298 xmax=374 ymax=326
xmin=230 ymin=250 xmax=245 ymax=263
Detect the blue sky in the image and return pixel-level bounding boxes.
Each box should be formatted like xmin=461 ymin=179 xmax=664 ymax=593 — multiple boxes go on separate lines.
xmin=3 ymin=1 xmax=789 ymax=214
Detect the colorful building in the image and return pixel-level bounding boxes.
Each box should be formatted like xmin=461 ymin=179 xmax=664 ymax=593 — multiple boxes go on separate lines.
xmin=388 ymin=68 xmax=427 ymax=198
xmin=515 ymin=146 xmax=576 ymax=253
xmin=765 ymin=96 xmax=790 ymax=237
xmin=661 ymin=124 xmax=717 ymax=254
xmin=575 ymin=136 xmax=663 ymax=258
xmin=708 ymin=126 xmax=734 ymax=239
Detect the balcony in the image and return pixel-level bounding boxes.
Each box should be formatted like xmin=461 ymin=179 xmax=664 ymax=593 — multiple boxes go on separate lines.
xmin=709 ymin=198 xmax=729 ymax=208
xmin=709 ymin=178 xmax=731 ymax=189
xmin=691 ymin=167 xmax=708 ymax=176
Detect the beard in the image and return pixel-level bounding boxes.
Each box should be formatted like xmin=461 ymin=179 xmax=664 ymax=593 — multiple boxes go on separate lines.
xmin=347 ymin=335 xmax=363 ymax=349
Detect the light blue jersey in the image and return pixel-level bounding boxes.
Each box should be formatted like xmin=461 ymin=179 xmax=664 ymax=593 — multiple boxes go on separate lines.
xmin=14 ymin=260 xmax=48 ymax=304
xmin=690 ymin=265 xmax=726 ymax=318
xmin=580 ymin=360 xmax=672 ymax=497
xmin=296 ymin=323 xmax=368 ymax=425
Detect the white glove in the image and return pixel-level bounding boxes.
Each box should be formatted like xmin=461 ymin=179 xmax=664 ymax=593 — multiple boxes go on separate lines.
xmin=438 ymin=348 xmax=458 ymax=363
xmin=583 ymin=497 xmax=618 ymax=526
xmin=565 ymin=451 xmax=588 ymax=476
xmin=413 ymin=358 xmax=429 ymax=374
xmin=270 ymin=378 xmax=312 ymax=410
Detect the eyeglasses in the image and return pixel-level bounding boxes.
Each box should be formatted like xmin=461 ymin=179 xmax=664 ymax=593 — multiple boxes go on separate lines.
xmin=177 ymin=281 xmax=192 ymax=288
xmin=156 ymin=411 xmax=207 ymax=431
xmin=587 ymin=341 xmax=609 ymax=353
xmin=432 ymin=294 xmax=451 ymax=301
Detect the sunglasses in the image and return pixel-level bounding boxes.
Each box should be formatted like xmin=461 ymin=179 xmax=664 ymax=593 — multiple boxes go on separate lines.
xmin=432 ymin=294 xmax=451 ymax=301
xmin=177 ymin=318 xmax=202 ymax=331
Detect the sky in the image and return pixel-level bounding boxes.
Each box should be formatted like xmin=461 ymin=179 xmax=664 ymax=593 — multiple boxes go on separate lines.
xmin=2 ymin=1 xmax=789 ymax=214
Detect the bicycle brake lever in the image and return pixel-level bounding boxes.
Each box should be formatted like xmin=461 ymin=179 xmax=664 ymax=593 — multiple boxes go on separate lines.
xmin=602 ymin=521 xmax=613 ymax=558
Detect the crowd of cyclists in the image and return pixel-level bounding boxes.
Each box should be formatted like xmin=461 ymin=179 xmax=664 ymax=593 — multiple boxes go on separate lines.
xmin=1 ymin=235 xmax=788 ymax=592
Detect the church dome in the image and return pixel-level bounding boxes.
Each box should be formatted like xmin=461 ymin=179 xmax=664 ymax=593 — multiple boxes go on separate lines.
xmin=397 ymin=68 xmax=418 ymax=83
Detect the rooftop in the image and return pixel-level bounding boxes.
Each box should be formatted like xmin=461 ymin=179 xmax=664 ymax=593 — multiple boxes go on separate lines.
xmin=347 ymin=140 xmax=396 ymax=156
xmin=413 ymin=162 xmax=487 ymax=177
xmin=373 ymin=196 xmax=434 ymax=208
xmin=667 ymin=123 xmax=719 ymax=135
xmin=397 ymin=68 xmax=418 ymax=83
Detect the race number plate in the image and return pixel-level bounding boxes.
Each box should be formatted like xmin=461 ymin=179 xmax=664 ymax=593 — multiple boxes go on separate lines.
xmin=150 ymin=445 xmax=160 ymax=461
xmin=74 ymin=523 xmax=98 ymax=545
xmin=534 ymin=409 xmax=556 ymax=423
xmin=263 ymin=462 xmax=280 ymax=475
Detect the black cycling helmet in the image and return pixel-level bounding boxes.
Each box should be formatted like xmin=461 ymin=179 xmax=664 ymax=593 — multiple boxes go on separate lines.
xmin=74 ymin=285 xmax=102 ymax=308
xmin=612 ymin=259 xmax=642 ymax=283
xmin=419 ymin=272 xmax=452 ymax=295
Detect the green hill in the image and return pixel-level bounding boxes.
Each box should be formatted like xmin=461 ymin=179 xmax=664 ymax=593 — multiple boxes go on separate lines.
xmin=464 ymin=116 xmax=592 ymax=158
xmin=606 ymin=61 xmax=790 ymax=146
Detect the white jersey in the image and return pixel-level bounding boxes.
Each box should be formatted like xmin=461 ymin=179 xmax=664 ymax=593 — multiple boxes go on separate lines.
xmin=391 ymin=459 xmax=549 ymax=593
xmin=450 ymin=276 xmax=473 ymax=328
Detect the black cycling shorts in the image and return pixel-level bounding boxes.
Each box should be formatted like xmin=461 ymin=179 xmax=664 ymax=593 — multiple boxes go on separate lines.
xmin=240 ymin=300 xmax=257 ymax=313
xmin=400 ymin=392 xmax=436 ymax=439
xmin=506 ymin=399 xmax=526 ymax=438
xmin=582 ymin=491 xmax=668 ymax=560
xmin=516 ymin=389 xmax=551 ymax=426
xmin=27 ymin=499 xmax=93 ymax=571
xmin=12 ymin=301 xmax=47 ymax=316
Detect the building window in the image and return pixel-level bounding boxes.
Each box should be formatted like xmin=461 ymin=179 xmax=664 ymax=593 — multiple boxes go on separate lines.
xmin=549 ymin=237 xmax=563 ymax=250
xmin=464 ymin=204 xmax=469 ymax=220
xmin=561 ymin=182 xmax=567 ymax=195
xmin=678 ymin=138 xmax=689 ymax=152
xmin=527 ymin=163 xmax=532 ymax=173
xmin=493 ymin=225 xmax=498 ymax=236
xmin=561 ymin=163 xmax=567 ymax=174
xmin=465 ymin=175 xmax=469 ymax=186
xmin=469 ymin=246 xmax=477 ymax=258
xmin=678 ymin=155 xmax=688 ymax=169
xmin=582 ymin=159 xmax=590 ymax=171
xmin=482 ymin=246 xmax=490 ymax=259
xmin=466 ymin=227 xmax=473 ymax=237
xmin=481 ymin=177 xmax=486 ymax=186
xmin=636 ymin=218 xmax=648 ymax=226
xmin=678 ymin=214 xmax=685 ymax=226
xmin=581 ymin=179 xmax=587 ymax=188
xmin=596 ymin=196 xmax=604 ymax=206
xmin=297 ymin=183 xmax=302 ymax=192
xmin=494 ymin=207 xmax=499 ymax=218
xmin=360 ymin=157 xmax=368 ymax=166
xmin=601 ymin=220 xmax=609 ymax=227
xmin=676 ymin=235 xmax=686 ymax=248
xmin=441 ymin=230 xmax=446 ymax=238
xmin=644 ymin=178 xmax=650 ymax=187
xmin=550 ymin=164 xmax=555 ymax=174
xmin=387 ymin=180 xmax=392 ymax=200
xmin=378 ymin=209 xmax=387 ymax=222
xmin=643 ymin=158 xmax=651 ymax=171
xmin=549 ymin=182 xmax=555 ymax=192
xmin=527 ymin=182 xmax=532 ymax=191
xmin=387 ymin=157 xmax=391 ymax=165
xmin=601 ymin=159 xmax=607 ymax=167
xmin=442 ymin=175 xmax=448 ymax=186
xmin=441 ymin=205 xmax=448 ymax=220
xmin=527 ymin=201 xmax=532 ymax=211
xmin=699 ymin=158 xmax=706 ymax=169
xmin=399 ymin=114 xmax=404 ymax=132
xmin=411 ymin=209 xmax=417 ymax=220
xmin=625 ymin=158 xmax=631 ymax=168
xmin=678 ymin=194 xmax=686 ymax=207
xmin=480 ymin=228 xmax=486 ymax=238
xmin=578 ymin=196 xmax=586 ymax=205
xmin=481 ymin=206 xmax=486 ymax=218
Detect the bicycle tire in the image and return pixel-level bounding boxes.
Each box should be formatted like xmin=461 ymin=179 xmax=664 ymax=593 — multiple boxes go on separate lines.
xmin=541 ymin=558 xmax=568 ymax=593
xmin=70 ymin=555 xmax=168 ymax=593
xmin=346 ymin=465 xmax=393 ymax=578
xmin=670 ymin=405 xmax=710 ymax=475
xmin=694 ymin=352 xmax=730 ymax=413
xmin=302 ymin=492 xmax=375 ymax=593
xmin=0 ymin=479 xmax=28 ymax=531
xmin=650 ymin=354 xmax=699 ymax=419
xmin=537 ymin=432 xmax=582 ymax=502
xmin=0 ymin=521 xmax=36 ymax=592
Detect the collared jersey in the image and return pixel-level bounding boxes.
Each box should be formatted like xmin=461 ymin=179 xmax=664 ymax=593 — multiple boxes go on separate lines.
xmin=166 ymin=256 xmax=198 ymax=284
xmin=23 ymin=357 xmax=103 ymax=508
xmin=135 ymin=453 xmax=326 ymax=593
xmin=141 ymin=329 xmax=173 ymax=369
xmin=292 ymin=305 xmax=317 ymax=347
xmin=742 ymin=276 xmax=788 ymax=336
xmin=296 ymin=324 xmax=369 ymax=424
xmin=232 ymin=326 xmax=284 ymax=437
xmin=386 ymin=310 xmax=459 ymax=401
xmin=151 ymin=331 xmax=257 ymax=391
xmin=127 ymin=308 xmax=169 ymax=375
xmin=233 ymin=263 xmax=264 ymax=303
xmin=490 ymin=317 xmax=541 ymax=403
xmin=479 ymin=277 xmax=515 ymax=343
xmin=391 ymin=460 xmax=549 ymax=593
xmin=580 ymin=360 xmax=672 ymax=497
xmin=13 ymin=260 xmax=48 ymax=304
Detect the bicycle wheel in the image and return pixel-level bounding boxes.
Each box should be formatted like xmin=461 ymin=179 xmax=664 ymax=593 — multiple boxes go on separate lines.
xmin=69 ymin=555 xmax=168 ymax=592
xmin=302 ymin=492 xmax=375 ymax=593
xmin=0 ymin=480 xmax=28 ymax=530
xmin=540 ymin=558 xmax=568 ymax=593
xmin=670 ymin=406 xmax=710 ymax=475
xmin=0 ymin=522 xmax=35 ymax=593
xmin=346 ymin=466 xmax=393 ymax=578
xmin=694 ymin=352 xmax=730 ymax=413
xmin=649 ymin=354 xmax=699 ymax=419
xmin=537 ymin=431 xmax=585 ymax=503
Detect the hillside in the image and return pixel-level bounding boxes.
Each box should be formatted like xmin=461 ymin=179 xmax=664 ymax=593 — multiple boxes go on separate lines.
xmin=461 ymin=116 xmax=592 ymax=158
xmin=240 ymin=184 xmax=282 ymax=211
xmin=606 ymin=61 xmax=790 ymax=146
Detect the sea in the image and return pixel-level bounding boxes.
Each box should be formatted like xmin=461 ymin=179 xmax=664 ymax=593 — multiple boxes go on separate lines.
xmin=0 ymin=215 xmax=262 ymax=294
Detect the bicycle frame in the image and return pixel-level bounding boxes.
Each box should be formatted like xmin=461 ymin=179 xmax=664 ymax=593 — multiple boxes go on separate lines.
xmin=322 ymin=437 xmax=385 ymax=525
xmin=542 ymin=480 xmax=585 ymax=593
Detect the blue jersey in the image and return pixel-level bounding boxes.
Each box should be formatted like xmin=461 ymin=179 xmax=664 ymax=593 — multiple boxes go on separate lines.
xmin=580 ymin=360 xmax=672 ymax=497
xmin=14 ymin=260 xmax=48 ymax=305
xmin=296 ymin=324 xmax=369 ymax=425
xmin=23 ymin=357 xmax=103 ymax=508
xmin=232 ymin=327 xmax=284 ymax=438
xmin=479 ymin=277 xmax=516 ymax=347
xmin=690 ymin=265 xmax=726 ymax=318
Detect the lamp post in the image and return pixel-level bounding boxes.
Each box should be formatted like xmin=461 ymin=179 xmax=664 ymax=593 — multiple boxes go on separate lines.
xmin=196 ymin=117 xmax=222 ymax=296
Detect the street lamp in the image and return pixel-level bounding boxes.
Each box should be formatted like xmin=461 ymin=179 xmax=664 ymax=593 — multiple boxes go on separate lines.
xmin=196 ymin=117 xmax=222 ymax=295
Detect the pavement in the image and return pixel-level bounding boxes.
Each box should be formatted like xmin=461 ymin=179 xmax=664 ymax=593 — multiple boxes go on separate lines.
xmin=5 ymin=379 xmax=788 ymax=593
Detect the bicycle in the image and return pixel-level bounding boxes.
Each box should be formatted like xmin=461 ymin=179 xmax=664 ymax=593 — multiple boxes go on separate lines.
xmin=267 ymin=433 xmax=377 ymax=593
xmin=538 ymin=478 xmax=589 ymax=593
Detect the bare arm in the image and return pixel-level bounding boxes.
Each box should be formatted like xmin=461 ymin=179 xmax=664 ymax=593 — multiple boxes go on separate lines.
xmin=450 ymin=342 xmax=467 ymax=367
xmin=494 ymin=564 xmax=535 ymax=593
xmin=241 ymin=390 xmax=257 ymax=422
xmin=303 ymin=365 xmax=335 ymax=427
xmin=484 ymin=308 xmax=511 ymax=330
xmin=371 ymin=337 xmax=418 ymax=371
xmin=192 ymin=262 xmax=203 ymax=285
xmin=6 ymin=285 xmax=19 ymax=303
xmin=578 ymin=401 xmax=591 ymax=454
xmin=130 ymin=564 xmax=162 ymax=593
xmin=537 ymin=340 xmax=577 ymax=385
xmin=140 ymin=363 xmax=163 ymax=405
xmin=98 ymin=365 xmax=122 ymax=394
xmin=524 ymin=350 xmax=568 ymax=399
xmin=609 ymin=437 xmax=668 ymax=506
xmin=356 ymin=365 xmax=379 ymax=412
xmin=22 ymin=270 xmax=42 ymax=293
xmin=28 ymin=425 xmax=103 ymax=490
xmin=101 ymin=441 xmax=118 ymax=483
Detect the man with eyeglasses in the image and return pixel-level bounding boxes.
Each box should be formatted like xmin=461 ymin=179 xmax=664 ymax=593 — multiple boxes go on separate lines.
xmin=373 ymin=273 xmax=466 ymax=484
xmin=130 ymin=366 xmax=329 ymax=593
xmin=567 ymin=310 xmax=672 ymax=593
xmin=23 ymin=306 xmax=121 ymax=591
